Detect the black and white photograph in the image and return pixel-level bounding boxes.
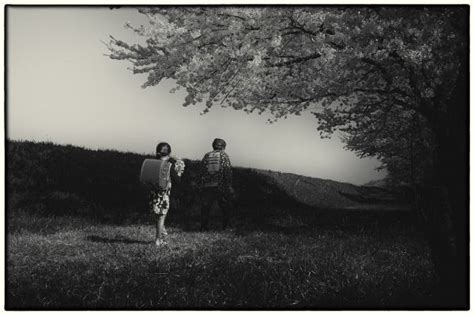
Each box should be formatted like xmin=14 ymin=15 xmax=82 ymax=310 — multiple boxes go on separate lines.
xmin=4 ymin=4 xmax=469 ymax=310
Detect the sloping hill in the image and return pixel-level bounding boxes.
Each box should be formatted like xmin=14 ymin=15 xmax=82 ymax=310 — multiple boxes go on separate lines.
xmin=256 ymin=170 xmax=399 ymax=209
xmin=6 ymin=140 xmax=398 ymax=223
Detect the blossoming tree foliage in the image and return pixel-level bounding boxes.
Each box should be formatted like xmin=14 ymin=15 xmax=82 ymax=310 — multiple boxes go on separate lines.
xmin=107 ymin=7 xmax=468 ymax=301
xmin=107 ymin=6 xmax=465 ymax=181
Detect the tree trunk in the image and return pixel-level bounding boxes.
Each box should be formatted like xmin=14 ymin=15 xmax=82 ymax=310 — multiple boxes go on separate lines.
xmin=421 ymin=28 xmax=468 ymax=306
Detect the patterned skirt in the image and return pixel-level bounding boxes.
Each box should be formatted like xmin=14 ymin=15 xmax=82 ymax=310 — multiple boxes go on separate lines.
xmin=149 ymin=189 xmax=171 ymax=215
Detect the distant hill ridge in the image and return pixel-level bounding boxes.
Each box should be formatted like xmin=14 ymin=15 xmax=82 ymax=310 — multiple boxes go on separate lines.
xmin=252 ymin=169 xmax=396 ymax=209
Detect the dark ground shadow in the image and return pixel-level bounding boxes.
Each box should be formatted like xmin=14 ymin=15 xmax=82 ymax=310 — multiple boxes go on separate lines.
xmin=85 ymin=235 xmax=152 ymax=245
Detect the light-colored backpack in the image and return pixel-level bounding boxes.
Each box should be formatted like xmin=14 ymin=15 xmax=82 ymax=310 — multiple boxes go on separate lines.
xmin=206 ymin=151 xmax=222 ymax=174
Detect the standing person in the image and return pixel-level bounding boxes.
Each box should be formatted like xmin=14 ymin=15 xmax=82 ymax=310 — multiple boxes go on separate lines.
xmin=148 ymin=142 xmax=185 ymax=246
xmin=199 ymin=138 xmax=234 ymax=231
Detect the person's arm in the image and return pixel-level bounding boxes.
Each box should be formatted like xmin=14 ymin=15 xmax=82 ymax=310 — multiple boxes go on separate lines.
xmin=221 ymin=152 xmax=233 ymax=191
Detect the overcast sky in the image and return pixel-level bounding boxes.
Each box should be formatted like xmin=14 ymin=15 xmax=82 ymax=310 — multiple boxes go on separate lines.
xmin=7 ymin=6 xmax=386 ymax=185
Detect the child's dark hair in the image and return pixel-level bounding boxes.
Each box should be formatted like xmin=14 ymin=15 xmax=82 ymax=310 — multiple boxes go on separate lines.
xmin=212 ymin=138 xmax=226 ymax=150
xmin=156 ymin=142 xmax=171 ymax=156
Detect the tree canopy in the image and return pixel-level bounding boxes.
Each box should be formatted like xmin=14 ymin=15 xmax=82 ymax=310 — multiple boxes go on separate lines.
xmin=107 ymin=6 xmax=467 ymax=185
xmin=107 ymin=7 xmax=469 ymax=296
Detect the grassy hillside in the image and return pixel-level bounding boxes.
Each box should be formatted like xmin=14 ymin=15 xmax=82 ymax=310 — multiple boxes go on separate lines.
xmin=7 ymin=140 xmax=440 ymax=310
xmin=6 ymin=140 xmax=400 ymax=224
xmin=256 ymin=170 xmax=399 ymax=209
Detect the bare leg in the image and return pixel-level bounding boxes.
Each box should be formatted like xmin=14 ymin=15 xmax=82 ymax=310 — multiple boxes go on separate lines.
xmin=162 ymin=212 xmax=168 ymax=236
xmin=156 ymin=214 xmax=167 ymax=244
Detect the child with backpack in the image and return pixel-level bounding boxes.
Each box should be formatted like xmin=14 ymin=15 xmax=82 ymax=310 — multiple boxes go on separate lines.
xmin=198 ymin=138 xmax=235 ymax=231
xmin=141 ymin=142 xmax=185 ymax=246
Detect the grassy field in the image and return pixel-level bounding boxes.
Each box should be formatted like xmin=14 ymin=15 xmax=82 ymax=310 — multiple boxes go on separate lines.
xmin=6 ymin=209 xmax=437 ymax=310
xmin=6 ymin=140 xmax=441 ymax=309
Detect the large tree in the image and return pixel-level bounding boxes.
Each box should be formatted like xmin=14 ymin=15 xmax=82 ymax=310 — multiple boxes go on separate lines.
xmin=107 ymin=6 xmax=468 ymax=304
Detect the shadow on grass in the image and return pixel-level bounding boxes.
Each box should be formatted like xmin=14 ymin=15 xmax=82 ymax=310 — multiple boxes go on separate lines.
xmin=85 ymin=235 xmax=153 ymax=245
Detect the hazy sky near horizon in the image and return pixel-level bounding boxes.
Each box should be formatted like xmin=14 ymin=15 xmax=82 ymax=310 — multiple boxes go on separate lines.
xmin=7 ymin=6 xmax=387 ymax=185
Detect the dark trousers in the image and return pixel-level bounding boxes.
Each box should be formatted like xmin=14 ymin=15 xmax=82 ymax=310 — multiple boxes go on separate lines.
xmin=200 ymin=187 xmax=231 ymax=230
